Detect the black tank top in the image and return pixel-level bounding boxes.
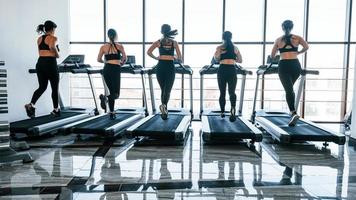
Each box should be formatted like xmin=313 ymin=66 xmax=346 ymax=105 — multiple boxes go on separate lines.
xmin=38 ymin=35 xmax=50 ymax=50
xmin=278 ymin=35 xmax=298 ymax=53
xmin=158 ymin=39 xmax=175 ymax=56
xmin=104 ymin=43 xmax=122 ymax=61
xmin=220 ymin=46 xmax=236 ymax=60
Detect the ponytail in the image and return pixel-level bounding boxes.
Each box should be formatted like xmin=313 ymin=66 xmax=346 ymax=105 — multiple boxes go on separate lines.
xmin=161 ymin=24 xmax=178 ymax=39
xmin=282 ymin=20 xmax=294 ymax=40
xmin=107 ymin=28 xmax=117 ymax=44
xmin=36 ymin=24 xmax=45 ymax=34
xmin=222 ymin=31 xmax=234 ymax=52
xmin=36 ymin=20 xmax=57 ymax=34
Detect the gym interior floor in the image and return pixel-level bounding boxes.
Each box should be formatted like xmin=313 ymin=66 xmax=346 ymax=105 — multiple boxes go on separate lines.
xmin=0 ymin=122 xmax=355 ymax=200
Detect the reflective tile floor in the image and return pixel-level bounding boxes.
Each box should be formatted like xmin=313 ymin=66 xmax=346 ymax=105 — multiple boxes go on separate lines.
xmin=1 ymin=122 xmax=356 ymax=199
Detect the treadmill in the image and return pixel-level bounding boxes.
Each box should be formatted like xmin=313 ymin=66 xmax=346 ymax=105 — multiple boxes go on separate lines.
xmin=126 ymin=62 xmax=193 ymax=143
xmin=199 ymin=63 xmax=262 ymax=144
xmin=10 ymin=55 xmax=97 ymax=138
xmin=64 ymin=56 xmax=149 ymax=138
xmin=250 ymin=56 xmax=346 ymax=145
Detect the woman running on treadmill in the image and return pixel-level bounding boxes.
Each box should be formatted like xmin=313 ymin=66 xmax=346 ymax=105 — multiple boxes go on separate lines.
xmin=25 ymin=20 xmax=60 ymax=118
xmin=214 ymin=31 xmax=242 ymax=122
xmin=271 ymin=20 xmax=309 ymax=126
xmin=147 ymin=24 xmax=182 ymax=120
xmin=97 ymin=29 xmax=127 ymax=120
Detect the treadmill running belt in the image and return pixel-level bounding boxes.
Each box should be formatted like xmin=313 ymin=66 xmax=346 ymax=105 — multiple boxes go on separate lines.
xmin=10 ymin=112 xmax=81 ymax=129
xmin=264 ymin=116 xmax=334 ymax=137
xmin=73 ymin=113 xmax=135 ymax=130
xmin=135 ymin=114 xmax=185 ymax=132
xmin=208 ymin=116 xmax=251 ymax=133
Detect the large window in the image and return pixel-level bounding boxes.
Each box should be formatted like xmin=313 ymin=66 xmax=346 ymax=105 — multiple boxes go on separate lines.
xmin=69 ymin=0 xmax=355 ymax=122
xmin=107 ymin=0 xmax=143 ymax=42
xmin=308 ymin=0 xmax=347 ymax=41
xmin=70 ymin=0 xmax=104 ymax=41
xmin=266 ymin=0 xmax=305 ymax=41
xmin=185 ymin=0 xmax=223 ymax=42
xmin=146 ymin=0 xmax=182 ymax=42
xmin=225 ymin=0 xmax=263 ymax=42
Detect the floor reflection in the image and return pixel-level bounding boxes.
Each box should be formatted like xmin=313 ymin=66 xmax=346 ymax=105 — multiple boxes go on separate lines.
xmin=1 ymin=123 xmax=356 ymax=200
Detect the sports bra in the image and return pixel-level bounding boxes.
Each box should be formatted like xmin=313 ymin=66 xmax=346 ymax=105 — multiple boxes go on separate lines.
xmin=278 ymin=35 xmax=298 ymax=53
xmin=38 ymin=35 xmax=50 ymax=50
xmin=220 ymin=46 xmax=236 ymax=60
xmin=104 ymin=43 xmax=122 ymax=61
xmin=158 ymin=39 xmax=175 ymax=56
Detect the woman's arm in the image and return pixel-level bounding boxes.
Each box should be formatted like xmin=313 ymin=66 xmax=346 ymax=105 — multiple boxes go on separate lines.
xmin=214 ymin=46 xmax=221 ymax=61
xmin=298 ymin=36 xmax=309 ymax=54
xmin=235 ymin=46 xmax=242 ymax=63
xmin=119 ymin=44 xmax=127 ymax=65
xmin=271 ymin=38 xmax=279 ymax=59
xmin=147 ymin=41 xmax=159 ymax=60
xmin=174 ymin=41 xmax=182 ymax=62
xmin=97 ymin=46 xmax=105 ymax=63
xmin=49 ymin=36 xmax=59 ymax=58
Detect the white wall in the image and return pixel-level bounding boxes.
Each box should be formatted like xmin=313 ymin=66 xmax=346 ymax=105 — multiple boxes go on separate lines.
xmin=351 ymin=45 xmax=356 ymax=139
xmin=0 ymin=0 xmax=70 ymax=122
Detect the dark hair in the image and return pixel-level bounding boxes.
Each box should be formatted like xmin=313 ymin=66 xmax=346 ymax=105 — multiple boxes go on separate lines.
xmin=161 ymin=24 xmax=178 ymax=39
xmin=107 ymin=28 xmax=117 ymax=44
xmin=222 ymin=31 xmax=234 ymax=52
xmin=37 ymin=20 xmax=57 ymax=34
xmin=282 ymin=20 xmax=294 ymax=36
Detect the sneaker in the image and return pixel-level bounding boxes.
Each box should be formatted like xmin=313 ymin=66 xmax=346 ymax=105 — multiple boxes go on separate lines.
xmin=220 ymin=112 xmax=225 ymax=118
xmin=288 ymin=113 xmax=300 ymax=126
xmin=99 ymin=94 xmax=107 ymax=112
xmin=24 ymin=104 xmax=35 ymax=118
xmin=159 ymin=104 xmax=168 ymax=120
xmin=51 ymin=109 xmax=61 ymax=117
xmin=229 ymin=107 xmax=236 ymax=122
xmin=109 ymin=112 xmax=116 ymax=120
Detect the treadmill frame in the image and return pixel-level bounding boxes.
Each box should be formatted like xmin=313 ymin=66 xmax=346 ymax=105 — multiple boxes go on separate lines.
xmin=66 ymin=57 xmax=149 ymax=137
xmin=127 ymin=63 xmax=193 ymax=142
xmin=10 ymin=55 xmax=98 ymax=137
xmin=251 ymin=64 xmax=345 ymax=145
xmin=199 ymin=64 xmax=262 ymax=143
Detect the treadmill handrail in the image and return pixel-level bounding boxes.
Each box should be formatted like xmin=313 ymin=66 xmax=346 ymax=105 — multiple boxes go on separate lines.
xmin=200 ymin=64 xmax=251 ymax=115
xmin=147 ymin=63 xmax=193 ymax=75
xmin=200 ymin=64 xmax=252 ymax=75
xmin=256 ymin=64 xmax=320 ymax=76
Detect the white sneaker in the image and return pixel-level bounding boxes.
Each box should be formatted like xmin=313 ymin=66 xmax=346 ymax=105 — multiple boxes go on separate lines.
xmin=288 ymin=114 xmax=300 ymax=126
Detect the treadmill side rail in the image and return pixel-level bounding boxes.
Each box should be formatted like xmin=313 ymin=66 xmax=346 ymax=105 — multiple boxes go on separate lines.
xmin=238 ymin=117 xmax=263 ymax=142
xmin=298 ymin=118 xmax=346 ymax=145
xmin=106 ymin=114 xmax=144 ymax=136
xmin=28 ymin=113 xmax=89 ymax=136
xmin=256 ymin=116 xmax=291 ymax=143
xmin=201 ymin=116 xmax=211 ymax=142
xmin=126 ymin=115 xmax=155 ymax=136
xmin=174 ymin=116 xmax=191 ymax=141
xmin=59 ymin=114 xmax=103 ymax=133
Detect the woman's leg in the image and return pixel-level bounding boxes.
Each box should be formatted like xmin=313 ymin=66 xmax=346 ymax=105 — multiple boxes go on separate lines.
xmin=31 ymin=67 xmax=49 ymax=105
xmin=103 ymin=64 xmax=120 ymax=113
xmin=48 ymin=67 xmax=59 ymax=109
xmin=217 ymin=67 xmax=227 ymax=113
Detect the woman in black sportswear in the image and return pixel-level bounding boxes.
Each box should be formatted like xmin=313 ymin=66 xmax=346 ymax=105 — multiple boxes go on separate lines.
xmin=25 ymin=20 xmax=60 ymax=118
xmin=271 ymin=20 xmax=309 ymax=126
xmin=147 ymin=24 xmax=182 ymax=120
xmin=214 ymin=31 xmax=243 ymax=122
xmin=97 ymin=29 xmax=127 ymax=120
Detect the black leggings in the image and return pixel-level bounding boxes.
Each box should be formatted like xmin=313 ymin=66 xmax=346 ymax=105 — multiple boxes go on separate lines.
xmin=278 ymin=59 xmax=302 ymax=112
xmin=31 ymin=57 xmax=59 ymax=108
xmin=103 ymin=63 xmax=121 ymax=112
xmin=217 ymin=64 xmax=237 ymax=112
xmin=156 ymin=60 xmax=175 ymax=106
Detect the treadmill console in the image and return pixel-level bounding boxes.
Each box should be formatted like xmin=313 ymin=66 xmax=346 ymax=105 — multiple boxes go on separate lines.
xmin=60 ymin=55 xmax=90 ymax=69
